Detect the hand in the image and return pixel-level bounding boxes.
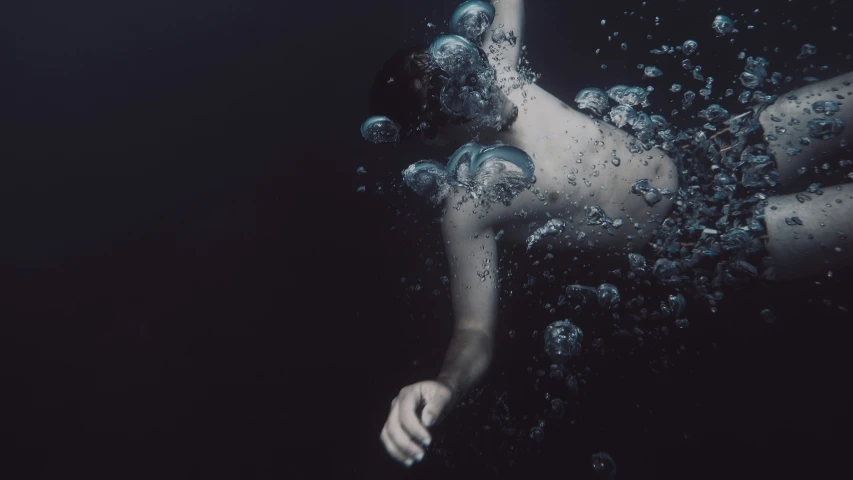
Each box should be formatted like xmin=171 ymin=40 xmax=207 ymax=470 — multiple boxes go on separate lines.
xmin=379 ymin=380 xmax=454 ymax=467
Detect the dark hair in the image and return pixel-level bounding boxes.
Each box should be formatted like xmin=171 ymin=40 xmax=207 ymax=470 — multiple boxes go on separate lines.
xmin=368 ymin=44 xmax=450 ymax=140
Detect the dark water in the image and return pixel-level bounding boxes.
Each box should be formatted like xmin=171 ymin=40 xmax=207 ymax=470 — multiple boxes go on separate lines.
xmin=1 ymin=0 xmax=850 ymax=478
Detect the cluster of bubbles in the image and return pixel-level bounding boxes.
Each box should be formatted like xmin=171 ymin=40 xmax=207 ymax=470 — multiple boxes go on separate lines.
xmin=570 ymin=37 xmax=846 ymax=319
xmin=365 ymin=7 xmax=851 ymax=472
xmin=535 ymin=17 xmax=849 ymax=382
xmin=526 ymin=218 xmax=567 ymax=252
xmin=402 ymin=141 xmax=536 ymax=205
xmin=360 ymin=1 xmax=507 ymax=145
xmin=430 ymin=34 xmax=507 ymax=130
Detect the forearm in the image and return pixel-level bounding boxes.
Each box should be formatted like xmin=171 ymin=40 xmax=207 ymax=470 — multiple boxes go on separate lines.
xmin=483 ymin=0 xmax=525 ymax=86
xmin=436 ymin=328 xmax=494 ymax=401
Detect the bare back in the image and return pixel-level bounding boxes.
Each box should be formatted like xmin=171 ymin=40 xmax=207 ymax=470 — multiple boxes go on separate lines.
xmin=442 ymin=83 xmax=679 ymax=271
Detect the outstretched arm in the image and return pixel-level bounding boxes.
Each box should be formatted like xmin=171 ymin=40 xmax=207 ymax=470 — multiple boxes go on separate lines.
xmin=379 ymin=197 xmax=499 ymax=468
xmin=481 ymin=0 xmax=525 ymax=88
xmin=436 ymin=198 xmax=499 ymax=399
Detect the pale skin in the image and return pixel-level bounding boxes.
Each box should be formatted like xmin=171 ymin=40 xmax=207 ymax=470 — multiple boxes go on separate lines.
xmin=380 ymin=0 xmax=853 ymax=467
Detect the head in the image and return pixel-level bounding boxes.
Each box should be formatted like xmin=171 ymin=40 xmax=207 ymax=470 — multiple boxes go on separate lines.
xmin=368 ymin=43 xmax=516 ymax=146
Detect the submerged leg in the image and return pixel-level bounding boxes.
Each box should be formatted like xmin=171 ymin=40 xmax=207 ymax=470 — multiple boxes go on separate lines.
xmin=758 ymin=72 xmax=853 ymax=189
xmin=764 ymin=183 xmax=853 ymax=280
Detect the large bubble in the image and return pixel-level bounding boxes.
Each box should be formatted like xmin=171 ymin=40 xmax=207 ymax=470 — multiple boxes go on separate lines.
xmin=360 ymin=116 xmax=400 ymax=144
xmin=429 ymin=34 xmax=484 ymax=77
xmin=609 ymin=105 xmax=638 ymax=128
xmin=402 ymin=160 xmax=448 ymax=198
xmin=445 ymin=142 xmax=483 ymax=178
xmin=404 ymin=142 xmax=536 ymax=205
xmin=450 ymin=1 xmax=495 ymax=42
xmin=428 ymin=34 xmax=506 ymax=129
xmin=472 ymin=144 xmax=536 ymax=178
xmin=575 ymin=88 xmax=609 ymax=116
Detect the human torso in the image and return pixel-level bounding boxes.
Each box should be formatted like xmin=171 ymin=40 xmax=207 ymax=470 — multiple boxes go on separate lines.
xmin=448 ymin=83 xmax=679 ymax=266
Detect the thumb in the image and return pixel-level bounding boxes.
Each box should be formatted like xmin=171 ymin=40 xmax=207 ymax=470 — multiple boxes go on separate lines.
xmin=421 ymin=387 xmax=452 ymax=428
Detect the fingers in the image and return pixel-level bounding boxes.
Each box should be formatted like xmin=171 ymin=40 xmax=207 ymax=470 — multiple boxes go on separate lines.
xmin=380 ymin=426 xmax=412 ymax=466
xmin=386 ymin=400 xmax=426 ymax=462
xmin=379 ymin=392 xmax=427 ymax=467
xmin=398 ymin=391 xmax=432 ymax=448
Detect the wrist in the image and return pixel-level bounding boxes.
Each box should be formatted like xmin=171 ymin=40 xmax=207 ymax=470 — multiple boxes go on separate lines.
xmin=435 ymin=374 xmax=461 ymax=401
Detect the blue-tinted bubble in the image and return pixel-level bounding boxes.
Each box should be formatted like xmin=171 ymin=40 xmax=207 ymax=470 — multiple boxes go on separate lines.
xmin=808 ymin=118 xmax=845 ymax=140
xmin=608 ymin=85 xmax=649 ymax=107
xmin=402 ymin=160 xmax=448 ymax=197
xmin=446 ymin=142 xmax=483 ymax=177
xmin=740 ymin=56 xmax=769 ymax=88
xmin=797 ymin=43 xmax=817 ymax=60
xmin=643 ymin=66 xmax=663 ymax=78
xmin=812 ymin=101 xmax=840 ymax=116
xmin=472 ymin=144 xmax=536 ymax=179
xmin=450 ymin=1 xmax=495 ymax=42
xmin=609 ymin=105 xmax=638 ymax=128
xmin=698 ymin=104 xmax=730 ymax=123
xmin=712 ymin=15 xmax=734 ymax=35
xmin=360 ymin=116 xmax=399 ymax=144
xmin=575 ymin=88 xmax=609 ymax=116
xmin=429 ymin=34 xmax=483 ymax=76
xmin=632 ymin=113 xmax=655 ymax=132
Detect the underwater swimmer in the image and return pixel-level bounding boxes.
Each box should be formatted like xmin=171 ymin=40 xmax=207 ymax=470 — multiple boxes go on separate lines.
xmin=372 ymin=0 xmax=853 ymax=467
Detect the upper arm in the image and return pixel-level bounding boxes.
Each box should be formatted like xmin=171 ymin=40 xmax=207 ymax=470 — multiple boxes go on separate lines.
xmin=441 ymin=198 xmax=499 ymax=336
xmin=481 ymin=0 xmax=525 ymax=84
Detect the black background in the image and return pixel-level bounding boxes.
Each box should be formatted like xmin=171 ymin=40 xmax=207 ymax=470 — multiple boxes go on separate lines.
xmin=0 ymin=0 xmax=850 ymax=479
